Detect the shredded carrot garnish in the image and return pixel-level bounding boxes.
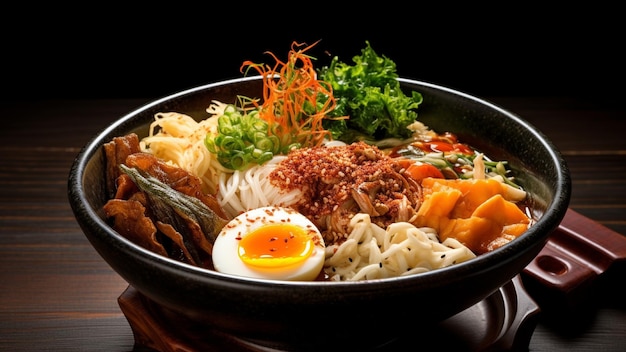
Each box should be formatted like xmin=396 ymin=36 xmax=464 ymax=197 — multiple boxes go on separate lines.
xmin=240 ymin=41 xmax=342 ymax=153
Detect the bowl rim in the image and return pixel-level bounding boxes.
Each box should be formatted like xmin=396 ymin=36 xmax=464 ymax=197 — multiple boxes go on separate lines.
xmin=68 ymin=76 xmax=571 ymax=289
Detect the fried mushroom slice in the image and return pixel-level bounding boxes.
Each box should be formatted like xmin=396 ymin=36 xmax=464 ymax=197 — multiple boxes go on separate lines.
xmin=103 ymin=198 xmax=168 ymax=257
xmin=103 ymin=133 xmax=141 ymax=199
xmin=155 ymin=221 xmax=200 ymax=266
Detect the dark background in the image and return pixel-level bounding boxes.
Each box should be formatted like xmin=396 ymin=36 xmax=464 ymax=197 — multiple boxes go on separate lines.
xmin=2 ymin=7 xmax=622 ymax=104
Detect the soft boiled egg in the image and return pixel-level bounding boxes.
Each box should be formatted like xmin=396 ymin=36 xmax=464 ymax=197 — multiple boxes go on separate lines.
xmin=212 ymin=206 xmax=325 ymax=281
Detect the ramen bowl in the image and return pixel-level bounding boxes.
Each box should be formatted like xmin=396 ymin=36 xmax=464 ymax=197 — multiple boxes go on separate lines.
xmin=68 ymin=76 xmax=570 ymax=350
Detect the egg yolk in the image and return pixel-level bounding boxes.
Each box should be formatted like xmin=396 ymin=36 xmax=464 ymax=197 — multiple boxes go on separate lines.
xmin=238 ymin=224 xmax=313 ymax=269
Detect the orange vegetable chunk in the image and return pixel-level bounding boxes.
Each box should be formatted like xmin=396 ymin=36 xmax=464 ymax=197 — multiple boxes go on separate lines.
xmin=440 ymin=217 xmax=501 ymax=253
xmin=472 ymin=194 xmax=530 ymax=226
xmin=415 ymin=177 xmax=530 ymax=254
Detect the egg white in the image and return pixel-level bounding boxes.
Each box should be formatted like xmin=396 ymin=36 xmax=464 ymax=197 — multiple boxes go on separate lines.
xmin=212 ymin=206 xmax=325 ymax=281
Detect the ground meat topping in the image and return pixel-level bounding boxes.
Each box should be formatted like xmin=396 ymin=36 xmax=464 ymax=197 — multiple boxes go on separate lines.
xmin=269 ymin=142 xmax=422 ymax=240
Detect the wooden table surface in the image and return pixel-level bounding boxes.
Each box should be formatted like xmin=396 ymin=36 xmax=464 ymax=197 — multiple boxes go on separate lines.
xmin=1 ymin=95 xmax=625 ymax=351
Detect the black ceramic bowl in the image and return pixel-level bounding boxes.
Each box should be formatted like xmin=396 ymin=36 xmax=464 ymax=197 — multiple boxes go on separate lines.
xmin=68 ymin=76 xmax=570 ymax=350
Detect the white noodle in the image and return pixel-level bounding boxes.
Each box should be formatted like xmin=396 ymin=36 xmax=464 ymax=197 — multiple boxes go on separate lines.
xmin=325 ymin=214 xmax=476 ymax=281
